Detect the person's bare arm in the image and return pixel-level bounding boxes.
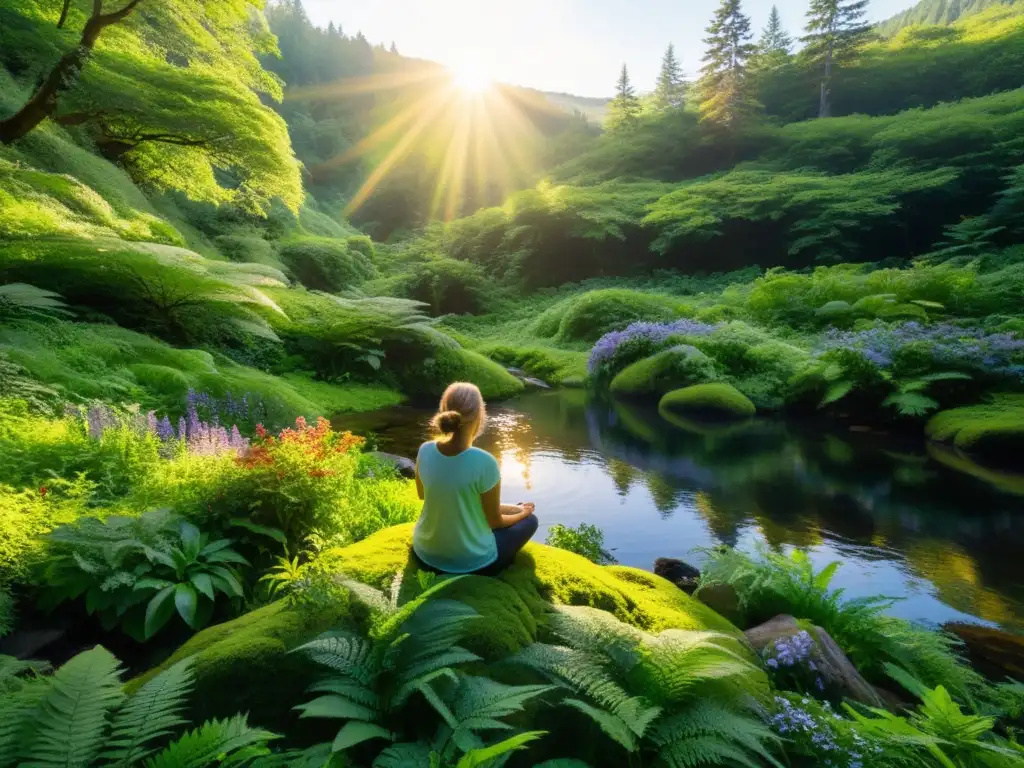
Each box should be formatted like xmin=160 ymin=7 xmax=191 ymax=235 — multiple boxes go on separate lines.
xmin=481 ymin=482 xmax=534 ymax=530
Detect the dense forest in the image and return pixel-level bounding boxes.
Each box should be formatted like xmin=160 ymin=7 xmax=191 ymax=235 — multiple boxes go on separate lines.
xmin=2 ymin=0 xmax=1024 ymax=765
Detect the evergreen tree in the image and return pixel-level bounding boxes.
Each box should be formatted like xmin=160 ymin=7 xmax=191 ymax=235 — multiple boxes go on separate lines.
xmin=653 ymin=43 xmax=686 ymax=111
xmin=608 ymin=64 xmax=642 ymax=130
xmin=697 ymin=0 xmax=760 ymax=129
xmin=757 ymin=5 xmax=793 ymax=61
xmin=390 ymin=41 xmax=399 ymax=54
xmin=803 ymin=0 xmax=872 ymax=118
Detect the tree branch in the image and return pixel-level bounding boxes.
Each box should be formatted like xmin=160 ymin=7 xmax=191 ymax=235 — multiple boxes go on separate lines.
xmin=0 ymin=0 xmax=145 ymax=144
xmin=57 ymin=0 xmax=71 ymax=28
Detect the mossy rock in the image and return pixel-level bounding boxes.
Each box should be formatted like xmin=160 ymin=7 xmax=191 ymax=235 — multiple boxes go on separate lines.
xmin=126 ymin=596 xmax=356 ymax=733
xmin=131 ymin=525 xmax=743 ymax=732
xmin=659 ymin=383 xmax=756 ymax=421
xmin=610 ymin=345 xmax=719 ymax=399
xmin=322 ymin=524 xmax=741 ymax=638
xmin=403 ymin=345 xmax=525 ymax=400
xmin=926 ymin=397 xmax=1024 ymax=468
xmin=532 ymin=289 xmax=685 ymax=343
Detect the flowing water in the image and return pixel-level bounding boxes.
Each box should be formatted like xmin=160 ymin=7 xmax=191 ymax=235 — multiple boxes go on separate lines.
xmin=335 ymin=389 xmax=1024 ymax=633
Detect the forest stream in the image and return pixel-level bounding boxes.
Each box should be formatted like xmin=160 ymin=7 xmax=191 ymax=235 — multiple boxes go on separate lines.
xmin=337 ymin=389 xmax=1024 ymax=633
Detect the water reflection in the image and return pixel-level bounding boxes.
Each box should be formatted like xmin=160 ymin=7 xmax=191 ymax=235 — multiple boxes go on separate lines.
xmin=334 ymin=390 xmax=1024 ymax=632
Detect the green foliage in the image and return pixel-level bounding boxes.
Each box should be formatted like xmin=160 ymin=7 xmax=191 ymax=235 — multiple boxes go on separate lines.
xmin=39 ymin=509 xmax=248 ymax=640
xmin=658 ymin=383 xmax=757 ymax=420
xmin=279 ymin=237 xmax=376 ymax=293
xmin=545 ymin=523 xmax=615 ymax=565
xmin=610 ymin=345 xmax=720 ymax=398
xmin=697 ymin=547 xmax=986 ymax=698
xmin=844 ymin=681 xmax=1024 ymax=767
xmin=510 ymin=605 xmax=777 ymax=766
xmin=697 ymin=0 xmax=760 ymax=129
xmin=294 ymin=575 xmax=553 ymax=764
xmin=607 ymin=65 xmax=642 ymax=131
xmin=0 ymin=283 xmax=71 ymax=321
xmin=533 ymin=290 xmax=686 ymax=343
xmin=400 ymin=258 xmax=493 ymax=316
xmin=0 ymin=586 xmax=13 ymax=638
xmin=0 ymin=649 xmax=277 ymax=768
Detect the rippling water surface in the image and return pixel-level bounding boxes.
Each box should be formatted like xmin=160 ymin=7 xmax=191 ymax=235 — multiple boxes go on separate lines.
xmin=335 ymin=390 xmax=1024 ymax=632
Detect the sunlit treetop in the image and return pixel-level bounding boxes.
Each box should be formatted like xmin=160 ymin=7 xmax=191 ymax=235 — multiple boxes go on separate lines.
xmin=0 ymin=0 xmax=302 ymax=214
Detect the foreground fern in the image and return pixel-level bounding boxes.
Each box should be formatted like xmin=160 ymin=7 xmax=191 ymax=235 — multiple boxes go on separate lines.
xmin=510 ymin=605 xmax=781 ymax=767
xmin=0 ymin=648 xmax=278 ymax=767
xmin=281 ymin=573 xmax=554 ymax=766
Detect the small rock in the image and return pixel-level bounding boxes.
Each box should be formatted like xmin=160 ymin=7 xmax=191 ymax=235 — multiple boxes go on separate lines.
xmin=745 ymin=614 xmax=887 ymax=709
xmin=522 ymin=377 xmax=551 ymax=389
xmin=368 ymin=451 xmax=417 ymax=479
xmin=654 ymin=557 xmax=701 ymax=594
xmin=944 ymin=622 xmax=1024 ymax=681
xmin=695 ymin=583 xmax=742 ymax=624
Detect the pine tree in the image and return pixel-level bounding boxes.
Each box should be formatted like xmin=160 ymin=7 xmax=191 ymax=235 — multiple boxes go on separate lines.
xmin=653 ymin=43 xmax=686 ymax=111
xmin=803 ymin=0 xmax=871 ymax=118
xmin=607 ymin=64 xmax=642 ymax=130
xmin=697 ymin=0 xmax=760 ymax=129
xmin=390 ymin=41 xmax=399 ymax=55
xmin=756 ymin=5 xmax=793 ymax=65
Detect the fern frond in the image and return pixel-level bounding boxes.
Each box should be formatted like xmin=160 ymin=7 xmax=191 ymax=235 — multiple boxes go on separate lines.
xmin=295 ymin=631 xmax=376 ymax=686
xmin=562 ymin=699 xmax=638 ymax=752
xmin=453 ymin=731 xmax=545 ymax=768
xmin=451 ymin=676 xmax=554 ymax=722
xmin=373 ymin=741 xmax=433 ymax=768
xmin=307 ymin=676 xmax=378 ymax=707
xmin=650 ymin=700 xmax=782 ymax=767
xmin=102 ymin=658 xmax=195 ymax=766
xmin=0 ymin=680 xmax=48 ymax=768
xmin=655 ymin=734 xmax=767 ymax=768
xmin=20 ymin=646 xmax=125 ymax=768
xmin=143 ymin=714 xmax=278 ymax=768
xmin=546 ymin=606 xmax=644 ymax=672
xmin=0 ymin=655 xmax=49 ymax=693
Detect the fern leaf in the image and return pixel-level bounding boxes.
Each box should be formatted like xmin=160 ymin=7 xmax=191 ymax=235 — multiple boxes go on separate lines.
xmin=294 ymin=631 xmax=376 ymax=685
xmin=144 ymin=714 xmax=278 ymax=768
xmin=650 ymin=700 xmax=782 ymax=767
xmin=373 ymin=741 xmax=433 ymax=768
xmin=883 ymin=392 xmax=940 ymax=417
xmin=454 ymin=731 xmax=545 ymax=768
xmin=307 ymin=677 xmax=378 ymax=708
xmin=820 ymin=380 xmax=854 ymax=407
xmin=534 ymin=761 xmax=593 ymax=767
xmin=0 ymin=679 xmax=48 ymax=768
xmin=20 ymin=646 xmax=125 ymax=768
xmin=813 ymin=561 xmax=840 ymax=591
xmin=294 ymin=695 xmax=377 ymax=721
xmin=102 ymin=658 xmax=195 ymax=766
xmin=331 ymin=721 xmax=392 ymax=753
xmin=450 ymin=676 xmax=554 ymax=722
xmin=656 ymin=734 xmax=766 ymax=768
xmin=396 ymin=649 xmax=481 ymax=691
xmin=562 ymin=699 xmax=638 ymax=752
xmin=0 ymin=656 xmax=49 ymax=693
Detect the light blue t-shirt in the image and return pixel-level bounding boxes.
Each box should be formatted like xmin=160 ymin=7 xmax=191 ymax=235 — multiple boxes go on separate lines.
xmin=413 ymin=441 xmax=501 ymax=573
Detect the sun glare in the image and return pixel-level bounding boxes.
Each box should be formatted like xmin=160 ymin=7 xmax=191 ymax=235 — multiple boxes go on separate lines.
xmin=451 ymin=60 xmax=493 ymax=94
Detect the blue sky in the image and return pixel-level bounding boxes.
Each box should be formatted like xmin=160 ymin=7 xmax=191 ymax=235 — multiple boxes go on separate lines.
xmin=302 ymin=0 xmax=915 ymax=97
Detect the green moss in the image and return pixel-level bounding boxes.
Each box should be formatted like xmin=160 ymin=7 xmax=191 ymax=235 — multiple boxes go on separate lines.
xmin=531 ymin=289 xmax=686 ymax=343
xmin=610 ymin=345 xmax=719 ymax=398
xmin=926 ymin=396 xmax=1024 ymax=466
xmin=322 ymin=524 xmax=741 ymax=639
xmin=476 ymin=344 xmax=587 ymax=385
xmin=126 ymin=597 xmax=355 ymax=731
xmin=659 ymin=383 xmax=757 ymax=420
xmin=409 ymin=346 xmax=525 ymax=400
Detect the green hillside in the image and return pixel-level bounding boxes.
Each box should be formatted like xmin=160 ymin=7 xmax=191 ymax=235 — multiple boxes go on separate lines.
xmin=877 ymin=0 xmax=1018 ymax=35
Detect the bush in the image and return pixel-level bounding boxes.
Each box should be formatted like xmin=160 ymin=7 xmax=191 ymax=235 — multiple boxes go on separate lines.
xmin=610 ymin=345 xmax=720 ymax=398
xmin=533 ymin=289 xmax=686 ymax=343
xmin=405 ymin=345 xmax=525 ymax=400
xmin=477 ymin=343 xmax=585 ymax=384
xmin=278 ymin=236 xmax=375 ymax=293
xmin=213 ymin=232 xmax=281 ymax=268
xmin=659 ymin=383 xmax=757 ymax=420
xmin=401 ymin=258 xmax=493 ymax=315
xmin=545 ymin=522 xmax=614 ymax=564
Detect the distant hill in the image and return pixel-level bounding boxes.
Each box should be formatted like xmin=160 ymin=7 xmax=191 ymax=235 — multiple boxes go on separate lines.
xmin=536 ymin=90 xmax=611 ymax=124
xmin=877 ymin=0 xmax=1018 ymax=36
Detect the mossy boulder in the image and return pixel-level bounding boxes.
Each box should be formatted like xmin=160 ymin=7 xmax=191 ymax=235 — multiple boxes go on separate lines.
xmin=532 ymin=289 xmax=686 ymax=343
xmin=610 ymin=345 xmax=719 ymax=398
xmin=133 ymin=525 xmax=743 ymax=731
xmin=659 ymin=383 xmax=756 ymax=421
xmin=403 ymin=345 xmax=525 ymax=400
xmin=926 ymin=397 xmax=1024 ymax=468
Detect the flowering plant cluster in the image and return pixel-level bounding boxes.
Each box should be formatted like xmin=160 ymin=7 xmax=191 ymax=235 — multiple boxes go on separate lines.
xmin=818 ymin=322 xmax=1024 ymax=379
xmin=763 ymin=630 xmax=826 ymax=694
xmin=766 ymin=694 xmax=881 ymax=768
xmin=588 ymin=318 xmax=721 ymax=376
xmin=186 ymin=388 xmax=267 ymax=429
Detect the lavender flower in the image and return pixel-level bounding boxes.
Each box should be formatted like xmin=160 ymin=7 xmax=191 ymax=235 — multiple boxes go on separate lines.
xmin=588 ymin=318 xmax=721 ymax=374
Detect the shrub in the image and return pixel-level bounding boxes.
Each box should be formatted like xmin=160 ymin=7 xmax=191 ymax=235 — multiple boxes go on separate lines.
xmin=545 ymin=522 xmax=614 ymax=564
xmin=610 ymin=344 xmax=720 ymax=398
xmin=588 ymin=318 xmax=721 ymax=382
xmin=278 ymin=237 xmax=375 ymax=292
xmin=213 ymin=232 xmax=281 ymax=268
xmin=659 ymin=383 xmax=756 ymax=420
xmin=402 ymin=344 xmax=525 ymax=399
xmin=534 ymin=289 xmax=686 ymax=343
xmin=39 ymin=509 xmax=249 ymax=640
xmin=401 ymin=257 xmax=493 ymax=315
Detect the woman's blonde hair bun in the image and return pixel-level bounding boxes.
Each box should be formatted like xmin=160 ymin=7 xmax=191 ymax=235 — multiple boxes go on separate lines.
xmin=430 ymin=382 xmax=486 ymax=437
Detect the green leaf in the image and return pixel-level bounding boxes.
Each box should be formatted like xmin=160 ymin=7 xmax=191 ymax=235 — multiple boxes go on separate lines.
xmin=820 ymin=380 xmax=854 ymax=407
xmin=190 ymin=573 xmax=215 ymax=602
xmin=331 ymin=721 xmax=392 ymax=753
xmin=294 ymin=695 xmax=376 ymax=721
xmin=229 ymin=520 xmax=288 ymax=546
xmin=883 ymin=392 xmax=940 ymax=417
xmin=174 ymin=584 xmax=199 ymax=629
xmin=454 ymin=731 xmax=546 ymax=768
xmin=179 ymin=522 xmax=202 ymax=560
xmin=208 ymin=566 xmax=244 ymax=597
xmin=534 ymin=762 xmax=593 ymax=768
xmin=145 ymin=586 xmax=177 ymax=639
xmin=144 ymin=714 xmax=279 ymax=768
xmin=134 ymin=578 xmax=173 ymax=592
xmin=813 ymin=562 xmax=840 ymax=591
xmin=203 ymin=549 xmax=251 ymax=566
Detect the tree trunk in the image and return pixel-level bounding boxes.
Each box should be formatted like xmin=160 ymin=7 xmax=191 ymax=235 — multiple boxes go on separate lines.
xmin=57 ymin=0 xmax=71 ymax=28
xmin=0 ymin=0 xmax=142 ymax=145
xmin=819 ymin=36 xmax=834 ymax=118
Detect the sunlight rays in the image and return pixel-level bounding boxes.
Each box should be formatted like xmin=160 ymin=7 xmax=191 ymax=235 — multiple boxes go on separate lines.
xmin=289 ymin=61 xmax=552 ymax=221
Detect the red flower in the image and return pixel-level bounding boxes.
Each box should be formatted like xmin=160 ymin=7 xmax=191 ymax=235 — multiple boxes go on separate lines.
xmin=39 ymin=486 xmax=48 ymax=497
xmin=255 ymin=423 xmax=268 ymax=439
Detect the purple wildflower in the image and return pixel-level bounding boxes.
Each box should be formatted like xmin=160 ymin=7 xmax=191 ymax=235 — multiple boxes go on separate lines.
xmin=588 ymin=318 xmax=721 ymax=374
